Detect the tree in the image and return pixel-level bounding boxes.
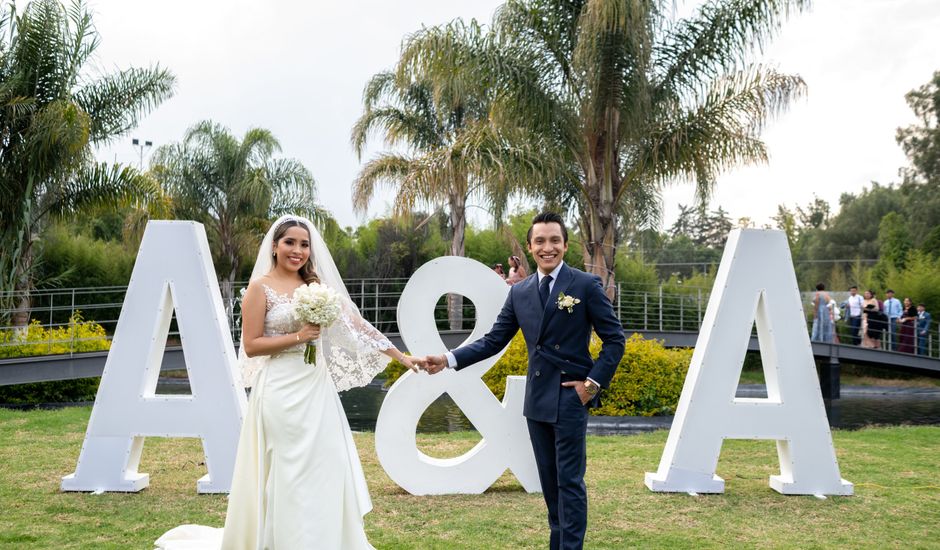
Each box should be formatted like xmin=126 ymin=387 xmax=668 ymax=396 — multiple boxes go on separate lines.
xmin=0 ymin=0 xmax=176 ymax=325
xmin=875 ymin=211 xmax=911 ymax=275
xmin=895 ymin=72 xmax=940 ymax=248
xmin=399 ymin=0 xmax=808 ymax=296
xmin=669 ymin=204 xmax=697 ymax=240
xmin=151 ymin=121 xmax=319 ymax=316
xmin=351 ymin=65 xmax=550 ymax=328
xmin=897 ymin=70 xmax=940 ymax=185
xmin=795 ymin=195 xmax=830 ymax=230
xmin=799 ymin=185 xmax=900 ymax=263
xmin=669 ymin=204 xmax=731 ymax=248
xmin=772 ymin=203 xmax=799 ymax=250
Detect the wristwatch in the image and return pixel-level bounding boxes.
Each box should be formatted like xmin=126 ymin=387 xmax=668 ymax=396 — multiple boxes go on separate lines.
xmin=583 ymin=379 xmax=599 ymax=397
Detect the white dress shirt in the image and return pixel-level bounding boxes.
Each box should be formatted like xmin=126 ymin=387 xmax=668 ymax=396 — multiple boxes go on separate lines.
xmin=846 ymin=294 xmax=863 ymax=317
xmin=884 ymin=297 xmax=903 ymax=319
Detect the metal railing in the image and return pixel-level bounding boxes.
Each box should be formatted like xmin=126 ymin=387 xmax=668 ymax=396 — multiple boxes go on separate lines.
xmin=2 ymin=281 xmax=938 ymax=359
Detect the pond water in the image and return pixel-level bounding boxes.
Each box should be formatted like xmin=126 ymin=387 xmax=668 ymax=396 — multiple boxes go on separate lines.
xmin=154 ymin=379 xmax=940 ymax=433
xmin=824 ymin=395 xmax=940 ymax=429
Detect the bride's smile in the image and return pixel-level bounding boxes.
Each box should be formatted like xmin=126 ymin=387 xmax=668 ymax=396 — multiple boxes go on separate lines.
xmin=273 ymin=226 xmax=311 ymax=271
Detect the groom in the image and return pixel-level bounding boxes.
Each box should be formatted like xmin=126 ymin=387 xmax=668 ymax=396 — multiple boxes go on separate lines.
xmin=422 ymin=211 xmax=625 ymax=550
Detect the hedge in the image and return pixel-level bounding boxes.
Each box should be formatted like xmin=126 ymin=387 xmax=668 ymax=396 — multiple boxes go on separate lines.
xmin=0 ymin=313 xmax=110 ymax=404
xmin=0 ymin=312 xmax=111 ymax=359
xmin=383 ymin=332 xmax=692 ymax=417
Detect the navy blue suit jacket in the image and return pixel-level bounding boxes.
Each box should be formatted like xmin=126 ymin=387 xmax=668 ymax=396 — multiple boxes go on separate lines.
xmin=918 ymin=312 xmax=932 ymax=335
xmin=452 ymin=263 xmax=626 ymax=423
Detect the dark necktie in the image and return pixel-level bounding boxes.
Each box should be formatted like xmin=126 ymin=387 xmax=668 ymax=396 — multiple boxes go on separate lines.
xmin=539 ymin=275 xmax=553 ymax=308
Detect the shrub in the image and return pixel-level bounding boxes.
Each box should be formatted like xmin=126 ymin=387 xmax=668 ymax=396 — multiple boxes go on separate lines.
xmin=382 ymin=332 xmax=692 ymax=417
xmin=35 ymin=224 xmax=135 ymax=288
xmin=883 ymin=251 xmax=940 ymax=319
xmin=0 ymin=312 xmax=111 ymax=358
xmin=0 ymin=377 xmax=100 ymax=405
xmin=382 ymin=358 xmax=410 ymax=388
xmin=0 ymin=313 xmax=110 ymax=404
xmin=594 ymin=334 xmax=692 ymax=416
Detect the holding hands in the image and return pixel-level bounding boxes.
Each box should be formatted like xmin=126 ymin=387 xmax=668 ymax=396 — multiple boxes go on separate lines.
xmin=420 ymin=354 xmax=448 ymax=374
xmin=395 ymin=354 xmax=448 ymax=374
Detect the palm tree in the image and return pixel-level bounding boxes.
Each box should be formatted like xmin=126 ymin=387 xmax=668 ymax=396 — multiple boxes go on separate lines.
xmin=398 ymin=0 xmax=809 ymax=297
xmin=151 ymin=121 xmax=321 ymax=317
xmin=351 ymin=57 xmax=556 ymax=328
xmin=0 ymin=0 xmax=176 ymax=325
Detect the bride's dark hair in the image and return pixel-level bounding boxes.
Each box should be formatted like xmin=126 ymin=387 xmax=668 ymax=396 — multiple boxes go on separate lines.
xmin=272 ymin=219 xmax=320 ymax=285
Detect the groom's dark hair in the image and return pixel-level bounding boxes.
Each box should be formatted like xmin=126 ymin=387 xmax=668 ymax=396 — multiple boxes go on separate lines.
xmin=527 ymin=211 xmax=568 ymax=244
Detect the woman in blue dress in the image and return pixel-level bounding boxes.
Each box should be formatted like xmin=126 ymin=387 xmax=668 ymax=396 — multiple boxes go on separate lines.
xmin=811 ymin=283 xmax=834 ymax=343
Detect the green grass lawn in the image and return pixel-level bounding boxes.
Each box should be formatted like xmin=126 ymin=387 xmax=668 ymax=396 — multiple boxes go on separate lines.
xmin=1 ymin=407 xmax=938 ymax=549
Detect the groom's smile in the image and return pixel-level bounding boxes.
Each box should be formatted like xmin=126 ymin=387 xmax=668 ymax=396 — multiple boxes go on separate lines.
xmin=527 ymin=221 xmax=568 ymax=275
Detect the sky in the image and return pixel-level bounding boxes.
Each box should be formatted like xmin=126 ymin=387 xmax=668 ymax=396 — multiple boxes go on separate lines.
xmin=89 ymin=0 xmax=940 ymax=231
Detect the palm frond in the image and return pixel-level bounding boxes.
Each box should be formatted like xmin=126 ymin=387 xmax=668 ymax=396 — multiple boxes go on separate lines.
xmin=352 ymin=153 xmax=422 ymax=213
xmin=74 ymin=65 xmax=176 ymax=142
xmin=44 ymin=162 xmax=157 ymax=217
xmin=626 ymin=65 xmax=805 ymax=197
xmin=241 ymin=127 xmax=281 ymax=166
xmin=655 ymin=0 xmax=811 ymax=98
xmin=361 ymin=70 xmax=398 ymax=112
xmin=398 ymin=19 xmax=492 ymax=115
xmin=351 ymin=104 xmax=441 ymax=158
xmin=62 ymin=0 xmax=98 ymax=88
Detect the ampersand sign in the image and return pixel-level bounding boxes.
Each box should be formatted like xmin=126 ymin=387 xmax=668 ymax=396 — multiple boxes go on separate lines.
xmin=375 ymin=256 xmax=541 ymax=495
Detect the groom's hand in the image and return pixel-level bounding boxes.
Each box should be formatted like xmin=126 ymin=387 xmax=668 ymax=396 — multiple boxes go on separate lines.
xmin=423 ymin=354 xmax=448 ymax=374
xmin=562 ymin=381 xmax=592 ymax=405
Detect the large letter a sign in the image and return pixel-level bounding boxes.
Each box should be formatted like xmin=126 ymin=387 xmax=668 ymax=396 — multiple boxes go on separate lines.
xmin=645 ymin=229 xmax=852 ymax=496
xmin=61 ymin=221 xmax=246 ymax=494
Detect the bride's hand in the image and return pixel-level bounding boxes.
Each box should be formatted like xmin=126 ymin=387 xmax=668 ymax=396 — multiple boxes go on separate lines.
xmin=400 ymin=355 xmax=420 ymax=373
xmin=296 ymin=323 xmax=321 ymax=343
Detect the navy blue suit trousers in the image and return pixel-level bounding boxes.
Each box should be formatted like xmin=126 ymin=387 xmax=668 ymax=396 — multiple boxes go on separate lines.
xmin=451 ymin=263 xmax=625 ymax=550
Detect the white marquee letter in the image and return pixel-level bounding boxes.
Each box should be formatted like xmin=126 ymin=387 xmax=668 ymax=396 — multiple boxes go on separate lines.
xmin=62 ymin=221 xmax=247 ymax=494
xmin=375 ymin=257 xmax=540 ymax=495
xmin=645 ymin=229 xmax=853 ymax=496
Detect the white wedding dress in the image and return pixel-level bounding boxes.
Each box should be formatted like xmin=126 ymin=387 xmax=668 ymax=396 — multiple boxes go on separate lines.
xmin=156 ymin=284 xmax=389 ymax=550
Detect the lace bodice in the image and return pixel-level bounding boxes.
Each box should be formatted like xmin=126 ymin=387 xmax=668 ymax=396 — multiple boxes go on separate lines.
xmin=262 ymin=284 xmax=305 ymax=353
xmin=240 ymin=283 xmax=394 ymax=391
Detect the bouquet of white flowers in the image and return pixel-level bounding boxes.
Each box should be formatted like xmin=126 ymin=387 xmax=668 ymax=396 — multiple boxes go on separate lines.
xmin=293 ymin=282 xmax=343 ymax=364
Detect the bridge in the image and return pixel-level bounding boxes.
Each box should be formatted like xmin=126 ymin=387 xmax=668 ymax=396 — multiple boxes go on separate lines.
xmin=2 ymin=282 xmax=938 ymax=399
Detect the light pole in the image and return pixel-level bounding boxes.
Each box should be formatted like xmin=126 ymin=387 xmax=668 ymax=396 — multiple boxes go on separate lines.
xmin=132 ymin=138 xmax=153 ymax=170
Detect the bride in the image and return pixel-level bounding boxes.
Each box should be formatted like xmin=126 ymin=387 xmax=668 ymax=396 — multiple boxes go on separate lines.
xmin=156 ymin=215 xmax=420 ymax=549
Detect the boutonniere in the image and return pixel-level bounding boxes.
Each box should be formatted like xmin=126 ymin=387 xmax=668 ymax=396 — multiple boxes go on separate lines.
xmin=556 ymin=292 xmax=581 ymax=313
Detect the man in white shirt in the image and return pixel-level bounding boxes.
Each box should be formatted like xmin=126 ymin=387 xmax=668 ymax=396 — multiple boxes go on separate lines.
xmin=884 ymin=289 xmax=903 ymax=351
xmin=843 ymin=286 xmax=864 ymax=345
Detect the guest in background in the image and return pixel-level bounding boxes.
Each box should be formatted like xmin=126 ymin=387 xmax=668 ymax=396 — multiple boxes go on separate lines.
xmin=493 ymin=263 xmax=505 ymax=278
xmin=811 ymin=283 xmax=834 ymax=343
xmin=861 ymin=290 xmax=883 ymax=349
xmin=897 ymin=297 xmax=917 ymax=354
xmin=506 ymin=255 xmax=527 ymax=285
xmin=843 ymin=286 xmax=864 ymax=345
xmin=884 ymin=289 xmax=903 ymax=351
xmin=917 ymin=303 xmax=932 ymax=356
